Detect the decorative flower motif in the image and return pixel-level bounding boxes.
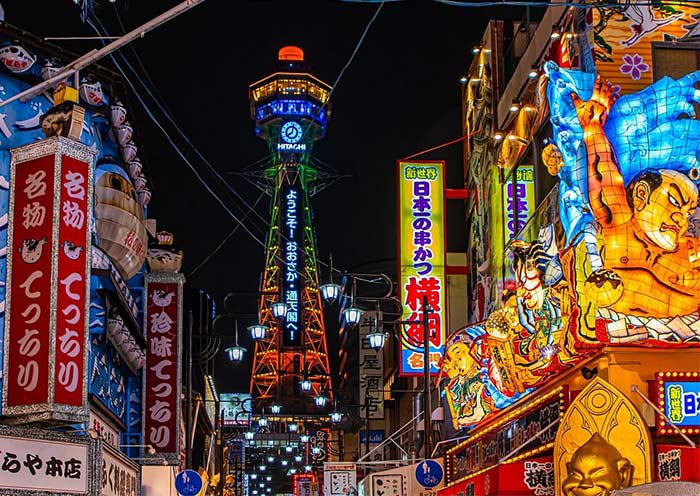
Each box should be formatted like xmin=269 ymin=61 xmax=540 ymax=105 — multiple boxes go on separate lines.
xmin=620 ymin=53 xmax=649 ymax=80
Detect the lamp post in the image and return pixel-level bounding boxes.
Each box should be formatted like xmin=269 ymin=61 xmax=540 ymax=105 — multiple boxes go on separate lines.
xmin=366 ymin=295 xmax=434 ymax=459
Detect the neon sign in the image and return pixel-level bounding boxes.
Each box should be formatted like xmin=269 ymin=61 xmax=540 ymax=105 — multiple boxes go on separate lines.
xmin=282 ymin=181 xmax=301 ymax=347
xmin=503 ymin=165 xmax=535 ymax=239
xmin=398 ymin=161 xmax=446 ymax=376
xmin=656 ymin=372 xmax=700 ymax=434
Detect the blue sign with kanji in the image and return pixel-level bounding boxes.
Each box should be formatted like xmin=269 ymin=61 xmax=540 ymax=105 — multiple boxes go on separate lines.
xmin=415 ymin=459 xmax=443 ymax=488
xmin=175 ymin=469 xmax=203 ymax=496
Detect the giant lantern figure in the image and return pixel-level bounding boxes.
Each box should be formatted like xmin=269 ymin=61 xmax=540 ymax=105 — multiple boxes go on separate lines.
xmin=248 ymin=47 xmax=333 ymax=409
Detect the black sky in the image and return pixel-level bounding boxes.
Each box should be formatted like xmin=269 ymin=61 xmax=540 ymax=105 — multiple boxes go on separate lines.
xmin=4 ymin=0 xmax=530 ymax=385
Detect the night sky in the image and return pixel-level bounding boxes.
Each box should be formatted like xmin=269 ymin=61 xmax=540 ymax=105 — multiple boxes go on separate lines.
xmin=4 ymin=0 xmax=528 ymax=384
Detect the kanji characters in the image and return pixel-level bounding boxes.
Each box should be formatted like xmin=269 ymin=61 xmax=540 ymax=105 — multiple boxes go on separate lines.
xmin=63 ymin=171 xmax=86 ymax=200
xmin=22 ymin=201 xmax=46 ymax=229
xmin=62 ymin=200 xmax=85 ymax=229
xmin=23 ymin=170 xmax=47 ymax=199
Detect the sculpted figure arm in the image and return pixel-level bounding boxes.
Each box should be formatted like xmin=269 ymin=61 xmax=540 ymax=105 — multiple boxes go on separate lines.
xmin=571 ymin=76 xmax=632 ymax=228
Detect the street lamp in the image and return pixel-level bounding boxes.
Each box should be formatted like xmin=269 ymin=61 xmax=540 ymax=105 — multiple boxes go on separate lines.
xmin=342 ymin=306 xmax=363 ymax=327
xmin=367 ymin=327 xmax=386 ymax=350
xmin=271 ymin=301 xmax=288 ymax=320
xmin=244 ymin=431 xmax=254 ymax=441
xmin=288 ymin=422 xmax=299 ymax=433
xmin=225 ymin=322 xmax=246 ymax=363
xmin=330 ymin=410 xmax=342 ymax=424
xmin=248 ymin=323 xmax=268 ymax=341
xmin=300 ymin=371 xmax=312 ymax=393
xmin=258 ymin=416 xmax=268 ymax=428
xmin=300 ymin=433 xmax=310 ymax=443
xmin=269 ymin=404 xmax=282 ymax=415
xmin=314 ymin=389 xmax=328 ymax=408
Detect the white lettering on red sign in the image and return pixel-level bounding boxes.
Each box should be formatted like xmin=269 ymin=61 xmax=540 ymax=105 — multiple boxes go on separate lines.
xmin=144 ymin=281 xmax=180 ymax=455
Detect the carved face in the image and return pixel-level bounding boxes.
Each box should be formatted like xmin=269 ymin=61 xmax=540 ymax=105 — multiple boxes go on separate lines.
xmin=516 ymin=258 xmax=545 ymax=310
xmin=563 ymin=433 xmax=632 ymax=496
xmin=633 ymin=170 xmax=698 ymax=250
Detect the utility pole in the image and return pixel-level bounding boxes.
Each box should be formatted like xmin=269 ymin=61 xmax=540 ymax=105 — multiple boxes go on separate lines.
xmin=422 ymin=295 xmax=432 ymax=460
xmin=364 ymin=387 xmax=371 ymax=458
xmin=186 ymin=310 xmax=193 ymax=468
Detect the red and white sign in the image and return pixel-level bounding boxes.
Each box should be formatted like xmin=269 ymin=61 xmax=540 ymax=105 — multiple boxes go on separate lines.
xmin=3 ymin=137 xmax=94 ymax=422
xmin=143 ymin=274 xmax=183 ymax=465
xmin=656 ymin=445 xmax=700 ymax=482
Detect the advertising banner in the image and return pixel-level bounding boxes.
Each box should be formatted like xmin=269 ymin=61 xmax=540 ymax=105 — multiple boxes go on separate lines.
xmin=655 ymin=372 xmax=700 ymax=435
xmin=447 ymin=388 xmax=566 ymax=483
xmin=101 ymin=443 xmax=140 ymax=496
xmin=3 ymin=137 xmax=94 ymax=423
xmin=143 ymin=273 xmax=184 ymax=465
xmin=359 ymin=311 xmax=384 ymax=419
xmin=323 ymin=462 xmax=357 ymax=496
xmin=656 ymin=445 xmax=700 ymax=482
xmin=397 ymin=161 xmax=446 ymax=376
xmin=280 ymin=172 xmax=303 ymax=347
xmin=0 ymin=426 xmax=99 ymax=495
xmin=220 ymin=393 xmax=252 ymax=426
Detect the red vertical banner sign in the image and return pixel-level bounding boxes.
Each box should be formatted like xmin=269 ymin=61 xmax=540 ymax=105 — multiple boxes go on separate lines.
xmin=2 ymin=137 xmax=94 ymax=423
xmin=143 ymin=273 xmax=183 ymax=465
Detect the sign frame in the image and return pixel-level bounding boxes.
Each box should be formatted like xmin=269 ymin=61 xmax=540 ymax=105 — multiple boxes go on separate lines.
xmin=0 ymin=424 xmax=100 ymax=495
xmin=655 ymin=371 xmax=700 ymax=435
xmin=142 ymin=272 xmax=184 ymax=465
xmin=2 ymin=137 xmax=95 ymax=424
xmin=397 ymin=160 xmax=447 ymax=377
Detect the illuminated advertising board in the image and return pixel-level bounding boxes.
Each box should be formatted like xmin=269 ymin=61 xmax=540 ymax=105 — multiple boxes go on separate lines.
xmin=220 ymin=393 xmax=252 ymax=426
xmin=398 ymin=161 xmax=446 ymax=376
xmin=503 ymin=164 xmax=535 ymax=240
xmin=281 ymin=175 xmax=303 ymax=347
xmin=656 ymin=372 xmax=700 ymax=435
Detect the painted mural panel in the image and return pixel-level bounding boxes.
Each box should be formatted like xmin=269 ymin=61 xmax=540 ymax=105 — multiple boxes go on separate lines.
xmin=590 ymin=2 xmax=700 ymax=94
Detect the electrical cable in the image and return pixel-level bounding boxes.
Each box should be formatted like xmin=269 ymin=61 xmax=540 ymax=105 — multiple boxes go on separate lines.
xmin=90 ymin=15 xmax=274 ymax=236
xmin=187 ymin=191 xmax=267 ymax=279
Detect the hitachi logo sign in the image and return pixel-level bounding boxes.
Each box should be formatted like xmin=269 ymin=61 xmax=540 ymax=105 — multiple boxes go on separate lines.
xmin=277 ymin=143 xmax=307 ymax=152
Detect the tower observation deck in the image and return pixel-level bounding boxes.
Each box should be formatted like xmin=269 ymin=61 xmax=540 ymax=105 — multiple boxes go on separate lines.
xmin=248 ymin=46 xmax=333 ymax=413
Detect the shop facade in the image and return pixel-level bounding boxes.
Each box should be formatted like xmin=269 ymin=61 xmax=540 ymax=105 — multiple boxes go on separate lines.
xmin=440 ymin=1 xmax=700 ymax=494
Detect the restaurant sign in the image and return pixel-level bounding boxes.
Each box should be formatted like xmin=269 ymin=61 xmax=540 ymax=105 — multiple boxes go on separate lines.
xmin=101 ymin=443 xmax=140 ymax=496
xmin=143 ymin=272 xmax=184 ymax=465
xmin=398 ymin=160 xmax=446 ymax=376
xmin=447 ymin=387 xmax=566 ymax=483
xmin=3 ymin=137 xmax=94 ymax=424
xmin=655 ymin=372 xmax=700 ymax=435
xmin=0 ymin=426 xmax=99 ymax=495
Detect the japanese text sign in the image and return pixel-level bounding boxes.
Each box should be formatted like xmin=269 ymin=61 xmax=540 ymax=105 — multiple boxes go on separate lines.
xmin=0 ymin=432 xmax=93 ymax=494
xmin=503 ymin=165 xmax=535 ymax=240
xmin=656 ymin=445 xmax=700 ymax=482
xmin=281 ymin=177 xmax=303 ymax=347
xmin=101 ymin=444 xmax=139 ymax=496
xmin=143 ymin=273 xmax=184 ymax=465
xmin=359 ymin=311 xmax=384 ymax=419
xmin=3 ymin=137 xmax=94 ymax=423
xmin=398 ymin=161 xmax=446 ymax=376
xmin=323 ymin=462 xmax=357 ymax=496
xmin=655 ymin=372 xmax=700 ymax=435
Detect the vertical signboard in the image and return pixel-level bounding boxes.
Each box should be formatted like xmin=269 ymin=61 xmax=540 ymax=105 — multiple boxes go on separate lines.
xmin=220 ymin=393 xmax=252 ymax=426
xmin=3 ymin=137 xmax=94 ymax=423
xmin=502 ymin=164 xmax=535 ymax=240
xmin=359 ymin=311 xmax=384 ymax=419
xmin=323 ymin=462 xmax=357 ymax=496
xmin=397 ymin=161 xmax=446 ymax=376
xmin=281 ymin=172 xmax=303 ymax=347
xmin=143 ymin=273 xmax=184 ymax=465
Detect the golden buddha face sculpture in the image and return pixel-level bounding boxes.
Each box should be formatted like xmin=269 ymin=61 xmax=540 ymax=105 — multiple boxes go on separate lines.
xmin=562 ymin=433 xmax=633 ymax=496
xmin=629 ymin=170 xmax=698 ymax=251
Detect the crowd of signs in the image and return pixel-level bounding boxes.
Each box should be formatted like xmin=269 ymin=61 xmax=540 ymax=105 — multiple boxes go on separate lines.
xmin=441 ymin=64 xmax=700 ymax=431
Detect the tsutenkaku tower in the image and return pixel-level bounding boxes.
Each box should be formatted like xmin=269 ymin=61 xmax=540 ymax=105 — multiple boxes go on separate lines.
xmin=248 ymin=46 xmax=332 ymax=412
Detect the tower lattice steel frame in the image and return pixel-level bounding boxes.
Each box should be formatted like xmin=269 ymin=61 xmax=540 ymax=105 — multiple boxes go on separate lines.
xmin=248 ymin=47 xmax=333 ymax=412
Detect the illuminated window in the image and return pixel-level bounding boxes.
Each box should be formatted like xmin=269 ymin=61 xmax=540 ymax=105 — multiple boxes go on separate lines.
xmin=252 ymin=81 xmax=276 ymax=101
xmin=308 ymin=83 xmax=329 ymax=103
xmin=277 ymin=78 xmax=308 ymax=95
